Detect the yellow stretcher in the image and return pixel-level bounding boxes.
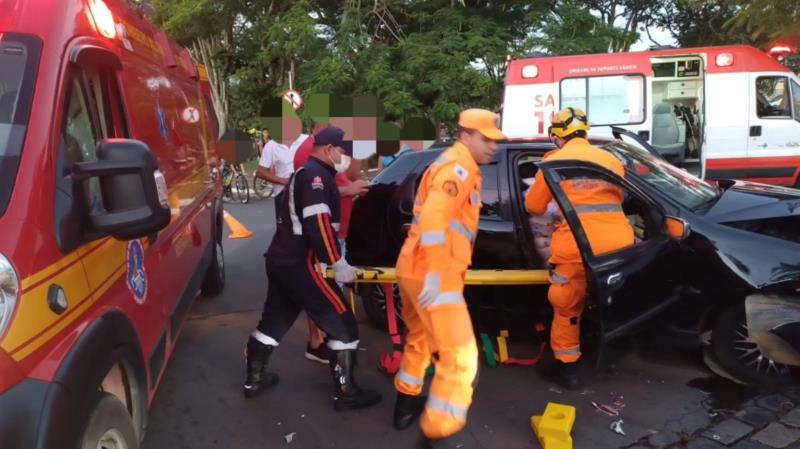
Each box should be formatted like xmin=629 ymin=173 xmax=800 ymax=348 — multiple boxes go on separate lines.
xmin=327 ymin=267 xmax=550 ymax=285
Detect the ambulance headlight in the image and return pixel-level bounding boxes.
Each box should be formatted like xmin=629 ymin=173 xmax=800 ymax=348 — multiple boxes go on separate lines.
xmin=0 ymin=254 xmax=19 ymax=337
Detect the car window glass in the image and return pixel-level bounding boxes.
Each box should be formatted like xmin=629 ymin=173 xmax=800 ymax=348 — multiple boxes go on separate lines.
xmin=756 ymin=77 xmax=791 ymax=118
xmin=373 ymin=150 xmax=440 ymax=185
xmin=480 ymin=162 xmax=500 ymax=218
xmin=791 ymin=79 xmax=800 ymax=123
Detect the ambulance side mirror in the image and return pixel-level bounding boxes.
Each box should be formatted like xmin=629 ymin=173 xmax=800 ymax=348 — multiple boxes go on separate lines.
xmin=72 ymin=139 xmax=171 ymax=240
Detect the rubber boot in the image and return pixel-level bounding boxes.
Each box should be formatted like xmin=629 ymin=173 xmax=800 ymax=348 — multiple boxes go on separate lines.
xmin=545 ymin=359 xmax=582 ymax=390
xmin=243 ymin=336 xmax=279 ymax=398
xmin=329 ymin=349 xmax=382 ymax=411
xmin=394 ymin=392 xmax=427 ymax=430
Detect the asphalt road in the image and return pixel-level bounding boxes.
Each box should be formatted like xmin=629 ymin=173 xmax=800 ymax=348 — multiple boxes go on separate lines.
xmin=141 ymin=198 xmax=742 ymax=449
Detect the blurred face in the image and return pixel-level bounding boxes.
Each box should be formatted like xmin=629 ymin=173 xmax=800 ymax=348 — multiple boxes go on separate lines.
xmin=261 ymin=130 xmax=270 ymax=142
xmin=460 ymin=129 xmax=499 ymax=165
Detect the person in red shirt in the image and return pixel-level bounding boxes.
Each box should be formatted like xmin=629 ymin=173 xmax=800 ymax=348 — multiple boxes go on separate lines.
xmin=293 ymin=132 xmax=370 ymax=363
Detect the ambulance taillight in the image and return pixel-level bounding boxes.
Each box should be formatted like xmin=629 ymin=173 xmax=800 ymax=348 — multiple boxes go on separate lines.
xmin=87 ymin=0 xmax=117 ymax=39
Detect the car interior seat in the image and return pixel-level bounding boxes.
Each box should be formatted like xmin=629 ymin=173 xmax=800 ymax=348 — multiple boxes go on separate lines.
xmin=518 ymin=161 xmax=537 ymax=194
xmin=651 ymin=103 xmax=686 ymax=161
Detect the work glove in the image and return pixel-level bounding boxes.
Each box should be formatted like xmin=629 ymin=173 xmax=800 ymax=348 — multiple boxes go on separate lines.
xmin=418 ymin=273 xmax=441 ymax=308
xmin=332 ymin=258 xmax=358 ymax=284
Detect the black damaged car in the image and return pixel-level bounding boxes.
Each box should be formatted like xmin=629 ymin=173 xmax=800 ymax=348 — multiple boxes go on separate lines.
xmin=347 ymin=130 xmax=800 ymax=386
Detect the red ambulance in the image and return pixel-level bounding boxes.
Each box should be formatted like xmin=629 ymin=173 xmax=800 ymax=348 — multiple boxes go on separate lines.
xmin=0 ymin=0 xmax=225 ymax=447
xmin=502 ymin=45 xmax=800 ymax=186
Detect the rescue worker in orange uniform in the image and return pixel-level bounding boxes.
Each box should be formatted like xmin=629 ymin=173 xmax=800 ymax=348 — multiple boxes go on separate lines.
xmin=525 ymin=107 xmax=634 ymax=389
xmin=392 ymin=109 xmax=505 ymax=447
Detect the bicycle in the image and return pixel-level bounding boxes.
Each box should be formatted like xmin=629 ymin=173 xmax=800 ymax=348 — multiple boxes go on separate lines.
xmin=249 ymin=138 xmax=275 ymax=199
xmin=221 ymin=159 xmax=250 ymax=204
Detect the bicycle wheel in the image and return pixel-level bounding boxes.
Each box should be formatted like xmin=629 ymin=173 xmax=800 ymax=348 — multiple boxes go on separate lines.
xmin=253 ymin=177 xmax=273 ymax=199
xmin=235 ymin=174 xmax=249 ymax=204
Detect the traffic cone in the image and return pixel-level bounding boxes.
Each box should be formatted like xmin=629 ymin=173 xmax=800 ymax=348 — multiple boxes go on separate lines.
xmin=223 ymin=211 xmax=253 ymax=239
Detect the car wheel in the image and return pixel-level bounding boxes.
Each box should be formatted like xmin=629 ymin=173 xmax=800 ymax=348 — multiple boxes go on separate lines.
xmin=201 ymin=240 xmax=225 ymax=296
xmin=359 ymin=283 xmax=402 ymax=332
xmin=711 ymin=302 xmax=795 ymax=386
xmin=80 ymin=393 xmax=138 ymax=449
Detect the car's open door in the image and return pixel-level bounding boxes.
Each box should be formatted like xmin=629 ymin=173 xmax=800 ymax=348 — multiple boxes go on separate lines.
xmin=537 ymin=159 xmax=690 ymax=357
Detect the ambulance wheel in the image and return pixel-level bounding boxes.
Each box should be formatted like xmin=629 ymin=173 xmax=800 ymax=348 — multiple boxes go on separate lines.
xmin=710 ymin=302 xmax=795 ymax=386
xmin=201 ymin=240 xmax=225 ymax=296
xmin=80 ymin=393 xmax=139 ymax=449
xmin=359 ymin=283 xmax=402 ymax=332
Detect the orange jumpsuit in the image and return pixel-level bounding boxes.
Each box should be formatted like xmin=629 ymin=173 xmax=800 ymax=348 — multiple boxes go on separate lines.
xmin=394 ymin=142 xmax=481 ymax=439
xmin=525 ymin=138 xmax=634 ymax=363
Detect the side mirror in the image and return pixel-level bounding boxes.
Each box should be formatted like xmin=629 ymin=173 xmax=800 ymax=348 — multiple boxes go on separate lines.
xmin=72 ymin=139 xmax=171 ymax=240
xmin=664 ymin=216 xmax=690 ymax=240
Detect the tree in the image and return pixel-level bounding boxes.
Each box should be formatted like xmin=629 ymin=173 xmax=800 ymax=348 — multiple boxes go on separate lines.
xmin=529 ymin=2 xmax=640 ymax=55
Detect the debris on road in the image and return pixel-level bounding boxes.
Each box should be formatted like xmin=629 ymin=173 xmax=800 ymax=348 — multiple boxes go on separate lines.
xmin=610 ymin=420 xmax=626 ymax=436
xmin=284 ymin=432 xmax=297 ymax=443
xmin=592 ymin=401 xmax=621 ymax=417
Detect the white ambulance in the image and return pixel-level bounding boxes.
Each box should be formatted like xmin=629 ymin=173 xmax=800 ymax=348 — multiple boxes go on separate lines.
xmin=502 ymin=45 xmax=800 ymax=186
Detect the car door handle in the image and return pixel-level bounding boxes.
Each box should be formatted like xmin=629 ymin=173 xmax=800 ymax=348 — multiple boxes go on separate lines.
xmin=606 ymin=272 xmax=623 ymax=286
xmin=756 ymin=143 xmax=768 ymax=148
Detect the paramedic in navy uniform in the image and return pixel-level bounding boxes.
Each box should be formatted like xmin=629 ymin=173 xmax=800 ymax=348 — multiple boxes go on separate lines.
xmin=241 ymin=126 xmax=382 ymax=411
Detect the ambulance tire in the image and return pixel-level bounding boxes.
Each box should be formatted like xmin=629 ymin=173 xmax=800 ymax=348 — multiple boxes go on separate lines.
xmin=80 ymin=393 xmax=139 ymax=449
xmin=201 ymin=240 xmax=225 ymax=296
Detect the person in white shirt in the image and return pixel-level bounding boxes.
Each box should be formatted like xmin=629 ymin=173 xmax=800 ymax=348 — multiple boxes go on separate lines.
xmin=256 ymin=128 xmax=295 ymax=197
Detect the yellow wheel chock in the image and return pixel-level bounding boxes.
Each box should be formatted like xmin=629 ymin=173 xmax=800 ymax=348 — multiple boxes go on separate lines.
xmin=531 ymin=402 xmax=576 ymax=449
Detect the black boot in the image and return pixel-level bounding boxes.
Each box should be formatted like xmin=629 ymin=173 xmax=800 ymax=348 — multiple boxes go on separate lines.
xmin=329 ymin=349 xmax=382 ymax=411
xmin=243 ymin=336 xmax=279 ymax=398
xmin=394 ymin=392 xmax=427 ymax=430
xmin=418 ymin=432 xmax=467 ymax=448
xmin=544 ymin=359 xmax=582 ymax=390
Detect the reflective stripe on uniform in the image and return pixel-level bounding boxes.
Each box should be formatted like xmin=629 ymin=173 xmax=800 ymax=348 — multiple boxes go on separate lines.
xmin=327 ymin=339 xmax=359 ymax=350
xmin=303 ymin=203 xmax=332 ymax=218
xmin=426 ymin=395 xmax=468 ymax=422
xmin=332 ymin=222 xmax=340 ymax=231
xmin=420 ymin=231 xmax=446 ymax=246
xmin=420 ymin=291 xmax=465 ymax=309
xmin=574 ymin=204 xmax=623 ymax=214
xmin=449 ymin=219 xmax=476 ymax=242
xmin=396 ymin=369 xmax=424 ymax=387
xmin=470 ymin=192 xmax=480 ymax=206
xmin=554 ymin=347 xmax=581 ymax=356
xmin=549 ymin=270 xmax=569 ymax=284
xmin=288 ymin=168 xmax=304 ymax=235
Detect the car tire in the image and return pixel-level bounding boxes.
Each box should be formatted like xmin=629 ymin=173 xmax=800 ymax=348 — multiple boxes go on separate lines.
xmin=80 ymin=393 xmax=139 ymax=449
xmin=359 ymin=283 xmax=402 ymax=332
xmin=711 ymin=302 xmax=796 ymax=386
xmin=201 ymin=240 xmax=225 ymax=296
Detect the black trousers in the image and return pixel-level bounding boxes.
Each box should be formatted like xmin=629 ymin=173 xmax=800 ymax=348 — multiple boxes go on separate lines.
xmin=257 ymin=258 xmax=359 ymax=345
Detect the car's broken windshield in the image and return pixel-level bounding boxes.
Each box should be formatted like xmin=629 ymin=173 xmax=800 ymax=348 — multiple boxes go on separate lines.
xmin=606 ymin=141 xmax=718 ymax=210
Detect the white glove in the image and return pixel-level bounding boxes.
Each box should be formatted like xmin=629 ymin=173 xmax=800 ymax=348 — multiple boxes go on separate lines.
xmin=332 ymin=258 xmax=358 ymax=284
xmin=418 ymin=273 xmax=441 ymax=308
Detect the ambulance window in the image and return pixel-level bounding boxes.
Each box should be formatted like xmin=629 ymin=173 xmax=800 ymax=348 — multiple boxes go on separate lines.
xmin=756 ymin=77 xmax=791 ymax=118
xmin=790 ymin=80 xmax=800 ymax=122
xmin=203 ymin=94 xmax=218 ymax=139
xmin=63 ymin=75 xmax=106 ymax=214
xmin=560 ymin=75 xmax=646 ymax=126
xmin=84 ymin=68 xmax=129 ymax=138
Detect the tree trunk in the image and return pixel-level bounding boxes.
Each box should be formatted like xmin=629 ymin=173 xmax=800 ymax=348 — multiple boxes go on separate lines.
xmin=192 ymin=34 xmax=229 ymax=138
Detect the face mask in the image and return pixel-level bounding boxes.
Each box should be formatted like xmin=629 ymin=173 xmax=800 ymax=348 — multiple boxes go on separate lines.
xmin=333 ymin=155 xmax=351 ymax=174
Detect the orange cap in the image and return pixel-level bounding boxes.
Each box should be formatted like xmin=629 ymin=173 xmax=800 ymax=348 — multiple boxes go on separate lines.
xmin=458 ymin=109 xmax=505 ymax=141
